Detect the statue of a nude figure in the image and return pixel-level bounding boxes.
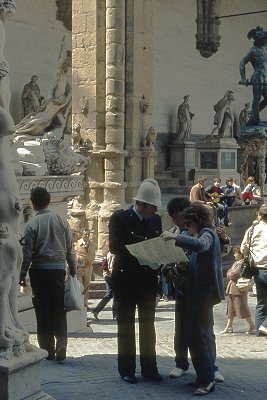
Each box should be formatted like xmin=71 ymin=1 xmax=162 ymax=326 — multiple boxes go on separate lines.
xmin=0 ymin=106 xmax=29 ymax=359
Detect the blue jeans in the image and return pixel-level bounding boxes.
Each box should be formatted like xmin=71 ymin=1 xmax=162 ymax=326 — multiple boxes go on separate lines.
xmin=254 ymin=269 xmax=267 ymax=336
xmin=93 ymin=275 xmax=117 ymax=318
xmin=186 ymin=300 xmax=216 ymax=384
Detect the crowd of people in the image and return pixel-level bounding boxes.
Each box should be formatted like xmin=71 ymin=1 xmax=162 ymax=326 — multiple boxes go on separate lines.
xmin=18 ymin=180 xmax=267 ymax=397
xmin=189 ymin=175 xmax=262 ymax=226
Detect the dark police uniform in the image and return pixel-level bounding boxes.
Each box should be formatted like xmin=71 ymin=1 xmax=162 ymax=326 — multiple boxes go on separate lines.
xmin=109 ymin=206 xmax=162 ymax=378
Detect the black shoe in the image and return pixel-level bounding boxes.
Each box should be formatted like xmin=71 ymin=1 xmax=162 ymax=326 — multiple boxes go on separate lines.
xmin=45 ymin=352 xmax=55 ymax=360
xmin=92 ymin=311 xmax=99 ymax=320
xmin=121 ymin=375 xmax=138 ymax=384
xmin=56 ymin=347 xmax=66 ymax=362
xmin=142 ymin=373 xmax=163 ymax=381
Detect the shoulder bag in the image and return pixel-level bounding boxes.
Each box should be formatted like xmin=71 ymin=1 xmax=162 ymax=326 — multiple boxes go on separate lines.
xmin=240 ymin=225 xmax=255 ymax=279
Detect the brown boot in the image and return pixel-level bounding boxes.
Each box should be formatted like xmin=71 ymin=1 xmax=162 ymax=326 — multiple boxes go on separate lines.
xmin=56 ymin=337 xmax=67 ymax=361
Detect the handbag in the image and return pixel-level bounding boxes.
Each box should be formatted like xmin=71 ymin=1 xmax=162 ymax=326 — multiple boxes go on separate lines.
xmin=240 ymin=225 xmax=255 ymax=279
xmin=64 ymin=275 xmax=84 ymax=312
xmin=172 ymin=263 xmax=188 ymax=294
xmin=236 ymin=277 xmax=252 ymax=292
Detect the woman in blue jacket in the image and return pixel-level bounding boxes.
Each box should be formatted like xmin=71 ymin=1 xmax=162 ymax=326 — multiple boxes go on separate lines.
xmin=162 ymin=202 xmax=224 ymax=396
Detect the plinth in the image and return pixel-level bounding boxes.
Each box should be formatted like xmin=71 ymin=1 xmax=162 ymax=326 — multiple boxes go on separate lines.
xmin=195 ymin=137 xmax=240 ymax=184
xmin=0 ymin=347 xmax=54 ymax=400
xmin=168 ymin=141 xmax=196 ymax=185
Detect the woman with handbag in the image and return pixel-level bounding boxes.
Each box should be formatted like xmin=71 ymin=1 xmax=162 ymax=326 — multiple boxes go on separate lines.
xmin=221 ymin=246 xmax=255 ymax=334
xmin=241 ymin=205 xmax=267 ymax=337
xmin=162 ymin=202 xmax=225 ymax=396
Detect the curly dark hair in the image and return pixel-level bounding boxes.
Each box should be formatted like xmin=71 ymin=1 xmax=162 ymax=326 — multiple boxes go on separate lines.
xmin=183 ymin=201 xmax=213 ymax=231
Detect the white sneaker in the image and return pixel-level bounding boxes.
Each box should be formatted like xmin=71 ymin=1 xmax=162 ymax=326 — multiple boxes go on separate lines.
xmin=215 ymin=371 xmax=224 ymax=383
xmin=169 ymin=367 xmax=187 ymax=378
xmin=259 ymin=325 xmax=267 ymax=335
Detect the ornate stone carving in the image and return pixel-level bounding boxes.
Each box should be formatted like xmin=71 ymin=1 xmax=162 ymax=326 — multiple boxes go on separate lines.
xmin=42 ymin=137 xmax=89 ymax=175
xmin=238 ymin=133 xmax=267 ymax=190
xmin=139 ymin=95 xmax=149 ymax=113
xmin=142 ymin=126 xmax=157 ymax=150
xmin=17 ymin=175 xmax=84 ymax=202
xmin=196 ymin=0 xmax=222 ymax=58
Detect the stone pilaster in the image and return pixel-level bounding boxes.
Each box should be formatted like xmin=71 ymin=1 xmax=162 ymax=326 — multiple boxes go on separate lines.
xmin=124 ymin=0 xmax=155 ymax=202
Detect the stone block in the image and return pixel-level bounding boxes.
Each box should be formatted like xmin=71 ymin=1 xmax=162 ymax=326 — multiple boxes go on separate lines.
xmin=0 ymin=347 xmax=52 ymax=400
xmin=67 ymin=307 xmax=87 ymax=333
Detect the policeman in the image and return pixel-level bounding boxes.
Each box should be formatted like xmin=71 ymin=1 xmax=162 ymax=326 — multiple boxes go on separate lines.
xmin=109 ymin=179 xmax=163 ymax=384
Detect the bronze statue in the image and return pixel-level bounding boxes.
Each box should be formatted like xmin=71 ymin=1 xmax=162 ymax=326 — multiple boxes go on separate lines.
xmin=239 ymin=26 xmax=267 ymax=126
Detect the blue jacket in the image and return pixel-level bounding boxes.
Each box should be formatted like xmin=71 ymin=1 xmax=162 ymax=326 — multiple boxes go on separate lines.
xmin=175 ymin=228 xmax=225 ymax=306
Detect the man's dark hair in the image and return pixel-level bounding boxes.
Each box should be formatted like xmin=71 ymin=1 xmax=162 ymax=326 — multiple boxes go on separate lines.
xmin=30 ymin=187 xmax=51 ymax=208
xmin=167 ymin=196 xmax=190 ymax=216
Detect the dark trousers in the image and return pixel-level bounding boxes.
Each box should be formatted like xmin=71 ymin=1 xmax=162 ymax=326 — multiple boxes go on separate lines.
xmin=113 ymin=268 xmax=158 ymax=377
xmin=186 ymin=301 xmax=216 ymax=384
xmin=93 ymin=275 xmax=117 ymax=318
xmin=29 ymin=269 xmax=67 ymax=353
xmin=174 ymin=291 xmax=189 ymax=371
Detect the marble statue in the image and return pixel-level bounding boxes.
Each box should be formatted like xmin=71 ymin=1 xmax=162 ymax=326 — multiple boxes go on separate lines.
xmin=0 ymin=106 xmax=29 ymax=360
xmin=211 ymin=90 xmax=235 ymax=137
xmin=15 ymin=37 xmax=71 ymax=139
xmin=239 ymin=103 xmax=251 ymax=128
xmin=22 ymin=75 xmax=44 ymax=116
xmin=176 ymin=95 xmax=194 ymax=143
xmin=239 ymin=26 xmax=267 ymax=126
xmin=12 ymin=37 xmax=86 ymax=177
xmin=142 ymin=126 xmax=157 ymax=150
xmin=0 ymin=0 xmax=16 ymax=111
xmin=14 ymin=93 xmax=71 ymax=137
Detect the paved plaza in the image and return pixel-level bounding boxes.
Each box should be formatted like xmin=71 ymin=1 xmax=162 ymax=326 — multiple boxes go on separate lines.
xmin=31 ymin=296 xmax=267 ymax=400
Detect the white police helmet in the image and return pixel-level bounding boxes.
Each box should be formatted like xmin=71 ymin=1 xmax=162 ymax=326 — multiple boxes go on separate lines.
xmin=133 ymin=179 xmax=162 ymax=207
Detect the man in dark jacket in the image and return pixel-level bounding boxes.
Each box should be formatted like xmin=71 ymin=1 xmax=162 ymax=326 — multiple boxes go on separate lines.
xmin=109 ymin=179 xmax=163 ymax=384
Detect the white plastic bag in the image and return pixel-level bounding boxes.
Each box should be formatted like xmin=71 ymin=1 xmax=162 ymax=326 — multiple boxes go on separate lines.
xmin=64 ymin=275 xmax=84 ymax=312
xmin=236 ymin=277 xmax=252 ymax=292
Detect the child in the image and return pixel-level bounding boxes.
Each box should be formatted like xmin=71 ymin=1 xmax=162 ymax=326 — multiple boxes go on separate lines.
xmin=221 ymin=246 xmax=255 ymax=334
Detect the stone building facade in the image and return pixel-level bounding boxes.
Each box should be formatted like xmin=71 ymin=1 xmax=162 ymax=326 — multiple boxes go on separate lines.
xmin=5 ymin=1 xmax=267 ymax=252
xmin=72 ymin=0 xmax=267 ymax=251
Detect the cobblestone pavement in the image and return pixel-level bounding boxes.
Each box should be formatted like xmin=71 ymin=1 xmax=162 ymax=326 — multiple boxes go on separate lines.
xmin=32 ymin=296 xmax=267 ymax=400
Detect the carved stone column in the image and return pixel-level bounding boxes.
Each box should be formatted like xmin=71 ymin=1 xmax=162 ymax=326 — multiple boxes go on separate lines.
xmin=98 ymin=0 xmax=127 ymax=250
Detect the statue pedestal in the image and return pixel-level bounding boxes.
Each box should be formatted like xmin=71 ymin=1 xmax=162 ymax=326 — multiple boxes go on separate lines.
xmin=168 ymin=141 xmax=195 ymax=185
xmin=0 ymin=347 xmax=54 ymax=400
xmin=195 ymin=137 xmax=240 ymax=184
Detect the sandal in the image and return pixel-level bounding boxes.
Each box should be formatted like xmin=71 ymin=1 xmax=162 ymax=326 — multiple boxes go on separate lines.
xmin=194 ymin=381 xmax=215 ymax=396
